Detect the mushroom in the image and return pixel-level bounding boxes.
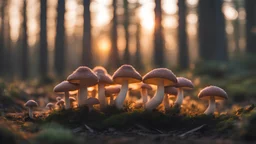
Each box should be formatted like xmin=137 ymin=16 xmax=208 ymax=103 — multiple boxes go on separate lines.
xmin=112 ymin=65 xmax=142 ymax=109
xmin=56 ymin=96 xmax=62 ymax=102
xmin=46 ymin=103 xmax=55 ymax=111
xmin=143 ymin=68 xmax=177 ymax=111
xmin=140 ymin=83 xmax=152 ymax=107
xmin=163 ymin=86 xmax=178 ymax=110
xmin=105 ymin=85 xmax=121 ymax=105
xmin=93 ymin=66 xmax=113 ymax=109
xmin=198 ymin=86 xmax=228 ymax=115
xmin=24 ymin=100 xmax=38 ymax=119
xmin=56 ymin=99 xmax=65 ymax=110
xmin=69 ymin=97 xmax=76 ymax=108
xmin=174 ymin=77 xmax=194 ymax=107
xmin=53 ymin=81 xmax=78 ymax=109
xmin=87 ymin=97 xmax=100 ymax=111
xmin=67 ymin=66 xmax=99 ymax=106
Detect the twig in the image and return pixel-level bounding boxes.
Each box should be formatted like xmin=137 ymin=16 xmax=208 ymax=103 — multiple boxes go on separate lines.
xmin=179 ymin=124 xmax=206 ymax=138
xmin=135 ymin=124 xmax=151 ymax=132
xmin=84 ymin=124 xmax=94 ymax=133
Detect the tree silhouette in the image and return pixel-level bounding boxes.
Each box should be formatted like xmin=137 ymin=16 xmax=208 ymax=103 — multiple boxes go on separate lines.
xmin=108 ymin=0 xmax=121 ymax=70
xmin=0 ymin=0 xmax=6 ymax=76
xmin=178 ymin=0 xmax=189 ymax=69
xmin=82 ymin=0 xmax=92 ymax=67
xmin=198 ymin=0 xmax=228 ymax=61
xmin=245 ymin=0 xmax=256 ymax=54
xmin=39 ymin=0 xmax=48 ymax=78
xmin=21 ymin=0 xmax=29 ymax=79
xmin=123 ymin=0 xmax=130 ymax=64
xmin=134 ymin=22 xmax=143 ymax=72
xmin=54 ymin=0 xmax=65 ymax=76
xmin=154 ymin=0 xmax=164 ymax=67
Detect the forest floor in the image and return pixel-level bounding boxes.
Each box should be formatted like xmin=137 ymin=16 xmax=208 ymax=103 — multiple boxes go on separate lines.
xmin=0 ymin=55 xmax=256 ymax=144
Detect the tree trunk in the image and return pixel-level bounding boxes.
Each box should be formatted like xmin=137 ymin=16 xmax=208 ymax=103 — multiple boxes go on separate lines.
xmin=154 ymin=0 xmax=164 ymax=67
xmin=40 ymin=0 xmax=48 ymax=78
xmin=245 ymin=0 xmax=256 ymax=53
xmin=0 ymin=0 xmax=6 ymax=76
xmin=108 ymin=0 xmax=120 ymax=69
xmin=82 ymin=0 xmax=92 ymax=67
xmin=54 ymin=0 xmax=65 ymax=76
xmin=123 ymin=0 xmax=130 ymax=64
xmin=21 ymin=0 xmax=29 ymax=79
xmin=134 ymin=23 xmax=143 ymax=71
xmin=198 ymin=0 xmax=228 ymax=61
xmin=178 ymin=0 xmax=189 ymax=69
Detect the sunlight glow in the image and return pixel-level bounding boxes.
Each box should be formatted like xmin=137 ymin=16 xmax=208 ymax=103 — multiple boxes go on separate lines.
xmin=162 ymin=16 xmax=178 ymax=29
xmin=186 ymin=0 xmax=198 ymax=7
xmin=186 ymin=13 xmax=198 ymax=24
xmin=138 ymin=2 xmax=155 ymax=31
xmin=162 ymin=0 xmax=178 ymax=15
xmin=223 ymin=4 xmax=238 ymax=20
xmin=98 ymin=37 xmax=111 ymax=53
xmin=9 ymin=0 xmax=22 ymax=42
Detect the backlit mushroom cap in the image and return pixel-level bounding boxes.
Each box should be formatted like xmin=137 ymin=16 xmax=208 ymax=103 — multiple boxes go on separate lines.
xmin=198 ymin=86 xmax=228 ymax=100
xmin=112 ymin=64 xmax=142 ymax=84
xmin=87 ymin=97 xmax=100 ymax=105
xmin=164 ymin=86 xmax=178 ymax=95
xmin=67 ymin=66 xmax=98 ymax=86
xmin=46 ymin=103 xmax=54 ymax=108
xmin=175 ymin=77 xmax=194 ymax=90
xmin=93 ymin=66 xmax=107 ymax=74
xmin=105 ymin=85 xmax=121 ymax=96
xmin=93 ymin=67 xmax=113 ymax=85
xmin=143 ymin=68 xmax=177 ymax=86
xmin=141 ymin=83 xmax=152 ymax=90
xmin=56 ymin=99 xmax=65 ymax=106
xmin=24 ymin=100 xmax=38 ymax=108
xmin=53 ymin=81 xmax=79 ymax=92
xmin=69 ymin=97 xmax=76 ymax=102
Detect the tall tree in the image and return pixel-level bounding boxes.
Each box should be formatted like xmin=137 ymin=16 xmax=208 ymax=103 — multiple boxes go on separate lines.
xmin=123 ymin=0 xmax=130 ymax=64
xmin=40 ymin=0 xmax=48 ymax=78
xmin=154 ymin=0 xmax=164 ymax=67
xmin=245 ymin=0 xmax=256 ymax=54
xmin=21 ymin=0 xmax=29 ymax=79
xmin=54 ymin=0 xmax=65 ymax=76
xmin=198 ymin=0 xmax=228 ymax=61
xmin=0 ymin=0 xmax=6 ymax=76
xmin=134 ymin=22 xmax=143 ymax=71
xmin=178 ymin=0 xmax=189 ymax=69
xmin=82 ymin=0 xmax=92 ymax=67
xmin=108 ymin=0 xmax=121 ymax=69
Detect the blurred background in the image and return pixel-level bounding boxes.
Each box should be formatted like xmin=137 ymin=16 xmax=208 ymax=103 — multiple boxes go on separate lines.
xmin=0 ymin=0 xmax=255 ymax=80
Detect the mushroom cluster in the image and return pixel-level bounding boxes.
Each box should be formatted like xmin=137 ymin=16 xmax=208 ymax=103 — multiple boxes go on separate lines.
xmin=23 ymin=64 xmax=228 ymax=118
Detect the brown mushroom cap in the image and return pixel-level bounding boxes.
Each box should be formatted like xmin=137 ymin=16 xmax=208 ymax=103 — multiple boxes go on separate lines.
xmin=24 ymin=100 xmax=38 ymax=108
xmin=53 ymin=81 xmax=79 ymax=92
xmin=141 ymin=83 xmax=152 ymax=90
xmin=67 ymin=66 xmax=98 ymax=86
xmin=142 ymin=68 xmax=177 ymax=86
xmin=112 ymin=65 xmax=142 ymax=84
xmin=105 ymin=85 xmax=121 ymax=96
xmin=198 ymin=86 xmax=228 ymax=100
xmin=93 ymin=66 xmax=107 ymax=74
xmin=87 ymin=97 xmax=100 ymax=105
xmin=56 ymin=99 xmax=65 ymax=106
xmin=46 ymin=103 xmax=54 ymax=108
xmin=164 ymin=86 xmax=178 ymax=95
xmin=175 ymin=77 xmax=194 ymax=89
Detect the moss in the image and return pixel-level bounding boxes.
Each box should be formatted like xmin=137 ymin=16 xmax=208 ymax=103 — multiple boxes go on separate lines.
xmin=0 ymin=124 xmax=17 ymax=144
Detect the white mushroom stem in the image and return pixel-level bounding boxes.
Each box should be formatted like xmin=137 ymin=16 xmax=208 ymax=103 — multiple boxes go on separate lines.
xmin=163 ymin=94 xmax=170 ymax=109
xmin=28 ymin=108 xmax=33 ymax=119
xmin=140 ymin=88 xmax=148 ymax=106
xmin=78 ymin=84 xmax=88 ymax=106
xmin=204 ymin=96 xmax=216 ymax=115
xmin=64 ymin=91 xmax=70 ymax=109
xmin=98 ymin=83 xmax=106 ymax=109
xmin=145 ymin=81 xmax=164 ymax=111
xmin=174 ymin=88 xmax=184 ymax=106
xmin=115 ymin=80 xmax=128 ymax=109
xmin=109 ymin=95 xmax=114 ymax=105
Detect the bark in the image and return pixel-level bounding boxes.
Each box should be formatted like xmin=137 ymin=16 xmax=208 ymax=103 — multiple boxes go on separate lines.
xmin=245 ymin=0 xmax=256 ymax=53
xmin=123 ymin=0 xmax=130 ymax=64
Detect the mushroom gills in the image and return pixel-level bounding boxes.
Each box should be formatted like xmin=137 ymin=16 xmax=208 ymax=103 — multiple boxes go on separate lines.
xmin=204 ymin=96 xmax=216 ymax=115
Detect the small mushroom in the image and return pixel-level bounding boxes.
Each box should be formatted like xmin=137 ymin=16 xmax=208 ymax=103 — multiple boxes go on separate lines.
xmin=69 ymin=97 xmax=76 ymax=108
xmin=87 ymin=97 xmax=100 ymax=111
xmin=53 ymin=81 xmax=78 ymax=109
xmin=105 ymin=85 xmax=121 ymax=105
xmin=24 ymin=100 xmax=38 ymax=119
xmin=140 ymin=83 xmax=152 ymax=107
xmin=46 ymin=103 xmax=55 ymax=111
xmin=56 ymin=96 xmax=62 ymax=102
xmin=67 ymin=66 xmax=99 ymax=106
xmin=93 ymin=66 xmax=113 ymax=109
xmin=143 ymin=68 xmax=177 ymax=111
xmin=198 ymin=86 xmax=228 ymax=115
xmin=56 ymin=99 xmax=65 ymax=110
xmin=163 ymin=86 xmax=177 ymax=110
xmin=112 ymin=65 xmax=142 ymax=109
xmin=174 ymin=77 xmax=194 ymax=107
